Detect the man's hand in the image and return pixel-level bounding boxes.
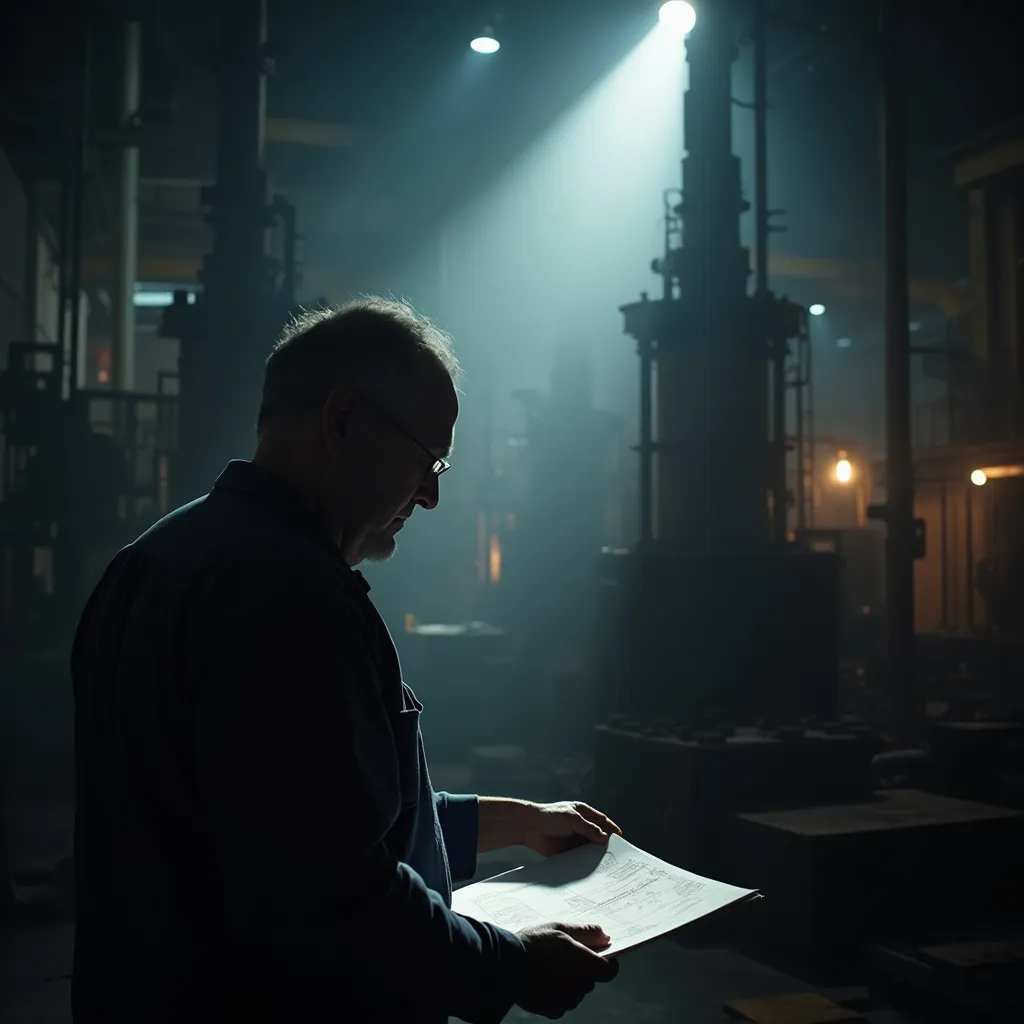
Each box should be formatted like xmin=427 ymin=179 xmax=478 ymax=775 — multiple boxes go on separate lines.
xmin=516 ymin=922 xmax=619 ymax=1018
xmin=518 ymin=801 xmax=622 ymax=857
xmin=477 ymin=798 xmax=622 ymax=856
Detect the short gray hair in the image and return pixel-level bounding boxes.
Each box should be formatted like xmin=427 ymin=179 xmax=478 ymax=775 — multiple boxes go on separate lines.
xmin=257 ymin=296 xmax=460 ymax=432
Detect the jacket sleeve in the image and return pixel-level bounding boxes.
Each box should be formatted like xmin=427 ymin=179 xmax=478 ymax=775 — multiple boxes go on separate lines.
xmin=435 ymin=792 xmax=480 ymax=882
xmin=195 ymin=592 xmax=525 ymax=1023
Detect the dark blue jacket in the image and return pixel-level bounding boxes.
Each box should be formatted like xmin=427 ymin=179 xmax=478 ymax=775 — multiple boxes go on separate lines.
xmin=71 ymin=460 xmax=525 ymax=1023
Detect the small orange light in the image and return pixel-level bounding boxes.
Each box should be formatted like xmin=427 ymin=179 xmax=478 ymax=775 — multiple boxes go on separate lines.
xmin=488 ymin=534 xmax=502 ymax=585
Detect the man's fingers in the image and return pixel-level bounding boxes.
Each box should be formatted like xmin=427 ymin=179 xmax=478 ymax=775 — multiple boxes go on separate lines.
xmin=572 ymin=813 xmax=608 ymax=843
xmin=556 ymin=923 xmax=620 ymax=982
xmin=562 ymin=939 xmax=618 ymax=982
xmin=555 ymin=922 xmax=612 ymax=948
xmin=574 ymin=803 xmax=623 ymax=838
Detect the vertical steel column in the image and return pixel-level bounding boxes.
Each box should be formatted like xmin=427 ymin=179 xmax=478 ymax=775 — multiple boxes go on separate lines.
xmin=754 ymin=0 xmax=786 ymax=543
xmin=23 ymin=183 xmax=39 ymax=341
xmin=939 ymin=483 xmax=948 ymax=628
xmin=211 ymin=0 xmax=268 ymax=283
xmin=277 ymin=197 xmax=298 ymax=304
xmin=965 ymin=484 xmax=975 ymax=630
xmin=806 ymin=326 xmax=815 ymax=527
xmin=881 ymin=1 xmax=916 ymax=743
xmin=795 ymin=373 xmax=805 ymax=531
xmin=112 ymin=22 xmax=141 ymax=393
xmin=175 ymin=0 xmax=271 ymax=503
xmin=638 ymin=335 xmax=654 ymax=545
xmin=67 ymin=20 xmax=92 ymax=398
xmin=753 ymin=0 xmax=768 ymax=300
xmin=58 ymin=142 xmax=72 ymax=359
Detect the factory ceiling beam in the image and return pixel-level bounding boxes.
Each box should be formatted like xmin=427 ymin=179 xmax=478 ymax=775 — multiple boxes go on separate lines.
xmin=766 ymin=254 xmax=970 ymax=319
xmin=953 ymin=135 xmax=1024 ymax=188
xmin=82 ymin=251 xmax=973 ymax=321
xmin=80 ymin=255 xmax=378 ymax=298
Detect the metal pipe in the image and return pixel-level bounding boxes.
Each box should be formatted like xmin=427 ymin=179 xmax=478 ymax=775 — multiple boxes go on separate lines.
xmin=639 ymin=336 xmax=654 ymax=546
xmin=755 ymin=0 xmax=787 ymax=543
xmin=772 ymin=350 xmax=787 ymax=539
xmin=946 ymin=355 xmax=955 ymax=444
xmin=23 ymin=183 xmax=39 ymax=341
xmin=795 ymin=362 xmax=805 ymax=532
xmin=965 ymin=484 xmax=974 ymax=629
xmin=279 ymin=199 xmax=298 ymax=304
xmin=753 ymin=0 xmax=769 ymax=298
xmin=806 ymin=324 xmax=815 ymax=527
xmin=58 ymin=141 xmax=72 ymax=359
xmin=112 ymin=21 xmax=142 ymax=393
xmin=939 ymin=483 xmax=948 ymax=628
xmin=881 ymin=1 xmax=916 ymax=742
xmin=68 ymin=21 xmax=93 ymax=397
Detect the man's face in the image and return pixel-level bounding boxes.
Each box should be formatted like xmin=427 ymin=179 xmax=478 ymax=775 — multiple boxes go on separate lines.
xmin=337 ymin=364 xmax=458 ymax=565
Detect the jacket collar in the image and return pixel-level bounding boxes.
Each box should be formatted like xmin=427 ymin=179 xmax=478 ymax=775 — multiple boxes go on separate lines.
xmin=211 ymin=460 xmax=371 ymax=593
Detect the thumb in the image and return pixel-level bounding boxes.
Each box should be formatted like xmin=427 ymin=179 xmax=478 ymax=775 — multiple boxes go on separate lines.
xmin=555 ymin=922 xmax=612 ymax=949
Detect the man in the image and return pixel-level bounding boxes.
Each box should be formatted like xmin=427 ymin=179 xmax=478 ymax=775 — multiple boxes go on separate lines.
xmin=72 ymin=298 xmax=619 ymax=1023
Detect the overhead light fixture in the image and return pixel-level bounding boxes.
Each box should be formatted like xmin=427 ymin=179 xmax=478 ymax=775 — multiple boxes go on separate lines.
xmin=470 ymin=28 xmax=500 ymax=53
xmin=809 ymin=303 xmax=826 ymax=316
xmin=970 ymin=469 xmax=988 ymax=487
xmin=834 ymin=453 xmax=853 ymax=485
xmin=659 ymin=1 xmax=697 ymax=36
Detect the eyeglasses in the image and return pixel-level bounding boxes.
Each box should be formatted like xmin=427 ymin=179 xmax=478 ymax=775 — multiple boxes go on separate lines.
xmin=372 ymin=403 xmax=451 ymax=477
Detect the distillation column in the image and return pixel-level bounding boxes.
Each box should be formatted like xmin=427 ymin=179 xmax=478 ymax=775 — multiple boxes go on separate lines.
xmin=604 ymin=0 xmax=840 ymax=723
xmin=656 ymin=0 xmax=766 ymax=550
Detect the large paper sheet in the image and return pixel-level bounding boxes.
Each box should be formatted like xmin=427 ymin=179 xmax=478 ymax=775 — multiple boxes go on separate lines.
xmin=451 ymin=834 xmax=757 ymax=956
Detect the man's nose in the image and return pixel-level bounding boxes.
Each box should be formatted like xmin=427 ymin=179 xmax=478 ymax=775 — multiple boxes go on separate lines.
xmin=416 ymin=472 xmax=440 ymax=510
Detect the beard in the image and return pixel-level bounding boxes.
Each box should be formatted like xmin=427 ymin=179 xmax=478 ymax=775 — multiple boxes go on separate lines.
xmin=358 ymin=517 xmax=405 ymax=563
xmin=359 ymin=531 xmax=398 ymax=563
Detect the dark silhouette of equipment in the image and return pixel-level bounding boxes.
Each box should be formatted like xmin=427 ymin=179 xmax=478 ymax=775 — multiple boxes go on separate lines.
xmin=593 ymin=6 xmax=1024 ymax=989
xmin=597 ymin=0 xmax=840 ymax=725
xmin=160 ymin=0 xmax=304 ymax=506
xmin=0 ymin=0 xmax=305 ymax=643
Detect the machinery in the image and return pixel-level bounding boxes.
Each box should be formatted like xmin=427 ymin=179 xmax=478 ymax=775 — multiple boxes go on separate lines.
xmin=596 ymin=0 xmax=840 ymax=727
xmin=0 ymin=0 xmax=304 ymax=644
xmin=590 ymin=6 xmax=1024 ymax=987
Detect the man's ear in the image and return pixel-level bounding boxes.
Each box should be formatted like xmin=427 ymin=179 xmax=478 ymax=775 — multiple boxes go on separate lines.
xmin=321 ymin=386 xmax=358 ymax=456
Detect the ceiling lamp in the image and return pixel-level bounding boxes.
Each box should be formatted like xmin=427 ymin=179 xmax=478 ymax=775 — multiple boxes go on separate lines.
xmin=659 ymin=2 xmax=697 ymax=37
xmin=470 ymin=28 xmax=500 ymax=53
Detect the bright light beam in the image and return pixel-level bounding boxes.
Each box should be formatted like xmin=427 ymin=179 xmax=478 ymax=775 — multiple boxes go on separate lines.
xmin=659 ymin=2 xmax=697 ymax=37
xmin=436 ymin=27 xmax=687 ymax=424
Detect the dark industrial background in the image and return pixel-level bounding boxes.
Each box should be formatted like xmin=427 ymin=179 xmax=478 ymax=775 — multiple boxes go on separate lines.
xmin=2 ymin=0 xmax=1024 ymax=1021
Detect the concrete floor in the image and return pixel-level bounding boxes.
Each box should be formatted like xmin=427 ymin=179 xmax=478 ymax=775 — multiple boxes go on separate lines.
xmin=1 ymin=787 xmax=914 ymax=1022
xmin=1 ymin=917 xmax=915 ymax=1023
